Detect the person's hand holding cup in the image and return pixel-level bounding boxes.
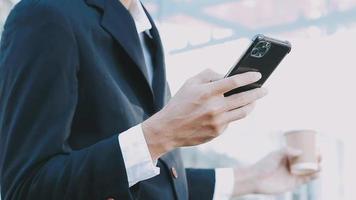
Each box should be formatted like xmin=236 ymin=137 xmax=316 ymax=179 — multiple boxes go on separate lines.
xmin=229 ymin=130 xmax=322 ymax=197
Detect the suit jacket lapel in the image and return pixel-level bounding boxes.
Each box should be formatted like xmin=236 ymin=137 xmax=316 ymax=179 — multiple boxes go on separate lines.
xmin=86 ymin=0 xmax=154 ymax=96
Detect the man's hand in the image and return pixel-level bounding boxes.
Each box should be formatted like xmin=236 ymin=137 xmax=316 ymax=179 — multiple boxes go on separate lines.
xmin=232 ymin=148 xmax=322 ymax=197
xmin=142 ymin=69 xmax=267 ymax=160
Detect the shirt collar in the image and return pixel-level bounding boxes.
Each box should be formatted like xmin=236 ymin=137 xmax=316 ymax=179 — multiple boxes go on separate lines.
xmin=119 ymin=0 xmax=152 ymax=33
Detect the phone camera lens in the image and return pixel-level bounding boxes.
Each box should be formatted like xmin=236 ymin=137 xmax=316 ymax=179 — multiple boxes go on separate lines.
xmin=251 ymin=41 xmax=271 ymax=58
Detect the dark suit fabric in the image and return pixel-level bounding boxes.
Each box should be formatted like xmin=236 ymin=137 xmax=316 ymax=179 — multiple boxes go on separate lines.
xmin=0 ymin=0 xmax=216 ymax=199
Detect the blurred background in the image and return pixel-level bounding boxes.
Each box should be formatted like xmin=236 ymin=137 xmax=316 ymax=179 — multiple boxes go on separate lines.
xmin=1 ymin=0 xmax=356 ymax=199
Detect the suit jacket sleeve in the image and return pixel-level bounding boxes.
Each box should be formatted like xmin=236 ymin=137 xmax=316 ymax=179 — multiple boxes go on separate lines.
xmin=185 ymin=169 xmax=216 ymax=200
xmin=0 ymin=3 xmax=132 ymax=200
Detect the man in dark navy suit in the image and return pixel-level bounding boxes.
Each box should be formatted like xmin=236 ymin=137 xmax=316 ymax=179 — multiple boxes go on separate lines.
xmin=0 ymin=0 xmax=320 ymax=199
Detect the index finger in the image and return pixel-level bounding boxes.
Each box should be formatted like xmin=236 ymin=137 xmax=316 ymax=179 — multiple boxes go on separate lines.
xmin=208 ymin=72 xmax=262 ymax=95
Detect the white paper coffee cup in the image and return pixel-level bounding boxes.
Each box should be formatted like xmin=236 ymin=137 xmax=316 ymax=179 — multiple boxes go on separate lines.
xmin=285 ymin=130 xmax=319 ymax=176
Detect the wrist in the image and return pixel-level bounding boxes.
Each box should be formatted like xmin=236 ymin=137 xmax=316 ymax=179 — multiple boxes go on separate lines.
xmin=232 ymin=167 xmax=259 ymax=197
xmin=142 ymin=114 xmax=175 ymax=160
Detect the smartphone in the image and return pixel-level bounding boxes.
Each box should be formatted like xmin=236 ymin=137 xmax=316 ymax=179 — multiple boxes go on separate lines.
xmin=224 ymin=34 xmax=291 ymax=96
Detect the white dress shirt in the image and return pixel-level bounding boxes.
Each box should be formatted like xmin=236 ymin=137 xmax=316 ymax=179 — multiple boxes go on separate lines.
xmin=117 ymin=0 xmax=234 ymax=199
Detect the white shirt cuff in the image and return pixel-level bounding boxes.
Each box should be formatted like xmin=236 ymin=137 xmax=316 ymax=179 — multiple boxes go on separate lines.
xmin=213 ymin=168 xmax=235 ymax=200
xmin=118 ymin=124 xmax=160 ymax=187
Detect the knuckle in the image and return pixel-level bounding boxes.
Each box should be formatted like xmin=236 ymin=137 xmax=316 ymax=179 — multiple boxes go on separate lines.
xmin=208 ymin=68 xmax=220 ymax=76
xmin=201 ymin=69 xmax=214 ymax=77
xmin=211 ymin=118 xmax=221 ymax=127
xmin=209 ymin=114 xmax=225 ymax=132
xmin=205 ymin=68 xmax=214 ymax=74
xmin=206 ymin=109 xmax=216 ymax=118
xmin=209 ymin=120 xmax=222 ymax=134
xmin=202 ymin=105 xmax=215 ymax=118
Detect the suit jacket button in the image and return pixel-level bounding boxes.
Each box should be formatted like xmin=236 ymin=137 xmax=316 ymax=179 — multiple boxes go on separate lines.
xmin=171 ymin=167 xmax=178 ymax=179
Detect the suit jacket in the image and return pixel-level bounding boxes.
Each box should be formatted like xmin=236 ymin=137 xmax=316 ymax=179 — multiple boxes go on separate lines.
xmin=0 ymin=0 xmax=216 ymax=199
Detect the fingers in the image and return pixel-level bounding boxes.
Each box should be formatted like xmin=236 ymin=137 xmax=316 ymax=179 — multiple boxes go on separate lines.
xmin=222 ymin=102 xmax=256 ymax=123
xmin=285 ymin=147 xmax=303 ymax=157
xmin=224 ymin=88 xmax=268 ymax=111
xmin=207 ymin=72 xmax=262 ymax=95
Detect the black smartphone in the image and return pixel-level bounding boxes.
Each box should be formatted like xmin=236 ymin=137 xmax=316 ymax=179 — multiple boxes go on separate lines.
xmin=224 ymin=34 xmax=291 ymax=97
